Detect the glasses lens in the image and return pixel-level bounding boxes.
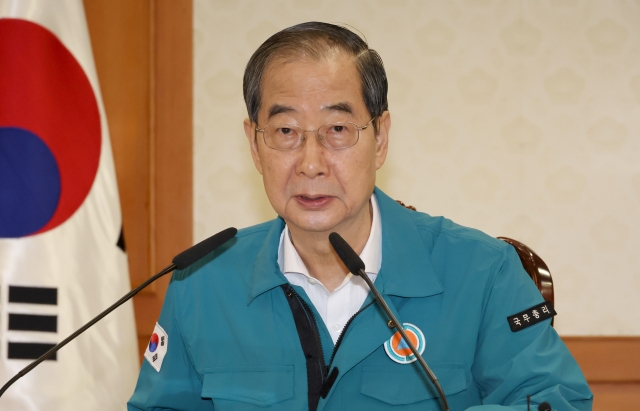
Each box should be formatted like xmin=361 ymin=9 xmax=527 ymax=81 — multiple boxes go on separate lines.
xmin=264 ymin=125 xmax=302 ymax=150
xmin=319 ymin=123 xmax=358 ymax=149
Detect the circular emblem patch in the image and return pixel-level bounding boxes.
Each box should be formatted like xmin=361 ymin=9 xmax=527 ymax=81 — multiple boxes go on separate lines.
xmin=148 ymin=333 xmax=159 ymax=353
xmin=383 ymin=323 xmax=425 ymax=364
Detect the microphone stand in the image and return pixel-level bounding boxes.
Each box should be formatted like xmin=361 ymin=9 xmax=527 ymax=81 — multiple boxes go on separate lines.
xmin=329 ymin=231 xmax=450 ymax=410
xmin=356 ymin=267 xmax=451 ymax=411
xmin=0 ymin=263 xmax=176 ymax=398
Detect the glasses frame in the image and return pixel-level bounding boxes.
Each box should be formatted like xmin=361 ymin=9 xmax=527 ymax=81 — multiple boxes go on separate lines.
xmin=255 ymin=118 xmax=376 ymax=151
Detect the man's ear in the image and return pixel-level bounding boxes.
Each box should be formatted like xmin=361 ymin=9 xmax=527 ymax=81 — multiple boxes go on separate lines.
xmin=244 ymin=118 xmax=264 ymax=175
xmin=374 ymin=111 xmax=390 ymax=170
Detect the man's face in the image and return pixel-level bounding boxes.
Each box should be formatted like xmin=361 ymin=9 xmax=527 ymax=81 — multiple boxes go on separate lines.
xmin=244 ymin=51 xmax=390 ymax=235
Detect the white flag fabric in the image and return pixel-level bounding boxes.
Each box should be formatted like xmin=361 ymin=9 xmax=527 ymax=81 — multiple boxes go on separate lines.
xmin=0 ymin=0 xmax=138 ymax=409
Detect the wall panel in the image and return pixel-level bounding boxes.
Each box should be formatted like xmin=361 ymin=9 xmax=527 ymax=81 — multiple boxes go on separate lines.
xmin=564 ymin=337 xmax=640 ymax=409
xmin=193 ymin=0 xmax=640 ymax=337
xmin=84 ymin=0 xmax=192 ymax=361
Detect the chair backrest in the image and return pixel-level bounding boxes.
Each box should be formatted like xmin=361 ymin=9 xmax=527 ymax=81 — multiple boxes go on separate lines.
xmin=498 ymin=237 xmax=554 ymax=307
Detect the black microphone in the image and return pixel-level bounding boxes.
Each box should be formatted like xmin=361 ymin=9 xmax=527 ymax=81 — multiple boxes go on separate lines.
xmin=0 ymin=226 xmax=238 ymax=397
xmin=328 ymin=232 xmax=451 ymax=411
xmin=172 ymin=227 xmax=237 ymax=269
xmin=538 ymin=402 xmax=551 ymax=411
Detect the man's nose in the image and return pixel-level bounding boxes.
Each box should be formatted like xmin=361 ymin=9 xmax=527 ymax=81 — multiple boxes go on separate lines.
xmin=296 ymin=131 xmax=327 ymax=178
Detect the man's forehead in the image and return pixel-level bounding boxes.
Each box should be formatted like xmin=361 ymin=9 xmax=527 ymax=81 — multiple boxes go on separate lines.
xmin=259 ymin=54 xmax=364 ymax=120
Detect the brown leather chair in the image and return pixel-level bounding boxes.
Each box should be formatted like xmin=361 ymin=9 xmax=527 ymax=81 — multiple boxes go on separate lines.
xmin=395 ymin=201 xmax=555 ymax=323
xmin=497 ymin=237 xmax=554 ymax=308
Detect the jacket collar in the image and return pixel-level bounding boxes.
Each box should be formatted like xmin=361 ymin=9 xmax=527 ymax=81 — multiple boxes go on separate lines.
xmin=247 ymin=216 xmax=288 ymax=305
xmin=373 ymin=187 xmax=443 ymax=298
xmin=247 ymin=187 xmax=443 ymax=304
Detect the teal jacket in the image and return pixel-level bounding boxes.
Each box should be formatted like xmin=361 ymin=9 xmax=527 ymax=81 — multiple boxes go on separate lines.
xmin=128 ymin=188 xmax=592 ymax=410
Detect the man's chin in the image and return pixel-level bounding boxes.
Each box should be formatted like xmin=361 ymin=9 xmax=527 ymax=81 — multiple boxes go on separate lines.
xmin=286 ymin=214 xmax=341 ymax=235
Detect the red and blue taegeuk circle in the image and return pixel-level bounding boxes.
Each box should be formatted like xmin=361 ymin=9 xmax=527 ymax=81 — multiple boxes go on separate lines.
xmin=148 ymin=333 xmax=159 ymax=353
xmin=0 ymin=18 xmax=101 ymax=238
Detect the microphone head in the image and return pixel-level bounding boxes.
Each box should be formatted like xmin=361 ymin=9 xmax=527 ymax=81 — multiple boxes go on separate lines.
xmin=329 ymin=232 xmax=365 ymax=275
xmin=538 ymin=402 xmax=551 ymax=411
xmin=172 ymin=227 xmax=237 ymax=270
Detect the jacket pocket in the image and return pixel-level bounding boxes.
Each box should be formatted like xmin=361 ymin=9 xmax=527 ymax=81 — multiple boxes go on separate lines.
xmin=360 ymin=362 xmax=467 ymax=405
xmin=202 ymin=365 xmax=294 ymax=407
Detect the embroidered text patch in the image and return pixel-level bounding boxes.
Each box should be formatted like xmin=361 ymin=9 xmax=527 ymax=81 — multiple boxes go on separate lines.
xmin=507 ymin=301 xmax=556 ymax=332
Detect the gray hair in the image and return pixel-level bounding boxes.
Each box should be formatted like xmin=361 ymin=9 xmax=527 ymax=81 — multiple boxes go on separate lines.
xmin=242 ymin=22 xmax=388 ymax=133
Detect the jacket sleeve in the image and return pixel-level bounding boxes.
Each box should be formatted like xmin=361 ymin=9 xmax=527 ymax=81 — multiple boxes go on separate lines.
xmin=127 ymin=275 xmax=214 ymax=411
xmin=466 ymin=245 xmax=593 ymax=411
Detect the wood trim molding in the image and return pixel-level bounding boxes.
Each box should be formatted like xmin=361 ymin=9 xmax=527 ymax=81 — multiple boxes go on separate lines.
xmin=84 ymin=0 xmax=192 ymax=360
xmin=135 ymin=0 xmax=193 ymax=353
xmin=563 ymin=336 xmax=640 ymax=382
xmin=563 ymin=337 xmax=640 ymax=410
xmin=587 ymin=382 xmax=640 ymax=410
xmin=150 ymin=0 xmax=193 ymax=278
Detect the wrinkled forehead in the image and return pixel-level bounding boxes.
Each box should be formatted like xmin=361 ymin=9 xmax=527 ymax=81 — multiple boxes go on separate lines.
xmin=258 ymin=53 xmax=364 ymax=121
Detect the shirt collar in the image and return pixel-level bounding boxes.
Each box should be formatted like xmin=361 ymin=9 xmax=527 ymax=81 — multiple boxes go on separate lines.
xmin=278 ymin=193 xmax=382 ymax=278
xmin=359 ymin=193 xmax=382 ymax=275
xmin=247 ymin=187 xmax=442 ymax=305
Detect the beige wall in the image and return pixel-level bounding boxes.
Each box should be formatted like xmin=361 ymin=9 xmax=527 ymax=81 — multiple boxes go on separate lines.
xmin=193 ymin=0 xmax=640 ymax=336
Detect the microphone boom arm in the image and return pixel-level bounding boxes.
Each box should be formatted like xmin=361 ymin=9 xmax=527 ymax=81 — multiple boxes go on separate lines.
xmin=0 ymin=225 xmax=238 ymax=398
xmin=0 ymin=263 xmax=177 ymax=398
xmin=357 ymin=268 xmax=451 ymax=411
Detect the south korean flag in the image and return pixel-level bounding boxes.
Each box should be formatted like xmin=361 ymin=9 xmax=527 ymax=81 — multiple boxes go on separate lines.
xmin=0 ymin=1 xmax=137 ymax=410
xmin=144 ymin=323 xmax=168 ymax=372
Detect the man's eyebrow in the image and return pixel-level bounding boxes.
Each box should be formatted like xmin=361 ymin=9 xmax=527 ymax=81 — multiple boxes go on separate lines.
xmin=322 ymin=102 xmax=354 ymax=115
xmin=267 ymin=104 xmax=296 ymax=120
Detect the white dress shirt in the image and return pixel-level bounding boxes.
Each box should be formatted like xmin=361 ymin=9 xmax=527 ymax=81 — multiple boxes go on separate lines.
xmin=277 ymin=194 xmax=382 ymax=343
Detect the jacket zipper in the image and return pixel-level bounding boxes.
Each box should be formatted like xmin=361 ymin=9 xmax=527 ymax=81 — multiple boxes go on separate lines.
xmin=289 ymin=287 xmax=327 ymax=380
xmin=326 ymin=301 xmax=375 ymax=371
xmin=290 ymin=287 xmax=376 ymax=381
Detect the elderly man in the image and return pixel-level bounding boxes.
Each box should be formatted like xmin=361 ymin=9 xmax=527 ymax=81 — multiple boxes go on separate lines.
xmin=128 ymin=22 xmax=592 ymax=410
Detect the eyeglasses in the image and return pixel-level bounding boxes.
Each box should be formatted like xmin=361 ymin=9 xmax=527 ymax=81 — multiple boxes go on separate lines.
xmin=255 ymin=118 xmax=375 ymax=151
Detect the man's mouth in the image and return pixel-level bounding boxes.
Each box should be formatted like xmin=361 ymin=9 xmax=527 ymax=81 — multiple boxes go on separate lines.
xmin=295 ymin=195 xmax=333 ymax=209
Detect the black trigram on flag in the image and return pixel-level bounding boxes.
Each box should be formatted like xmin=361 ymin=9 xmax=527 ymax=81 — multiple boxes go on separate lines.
xmin=7 ymin=285 xmax=58 ymax=360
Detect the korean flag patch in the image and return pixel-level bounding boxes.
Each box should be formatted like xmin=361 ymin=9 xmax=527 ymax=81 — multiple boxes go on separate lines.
xmin=144 ymin=323 xmax=168 ymax=372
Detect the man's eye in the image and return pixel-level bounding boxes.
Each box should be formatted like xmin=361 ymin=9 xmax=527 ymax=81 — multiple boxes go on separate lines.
xmin=278 ymin=128 xmax=292 ymax=135
xmin=331 ymin=126 xmax=345 ymax=133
